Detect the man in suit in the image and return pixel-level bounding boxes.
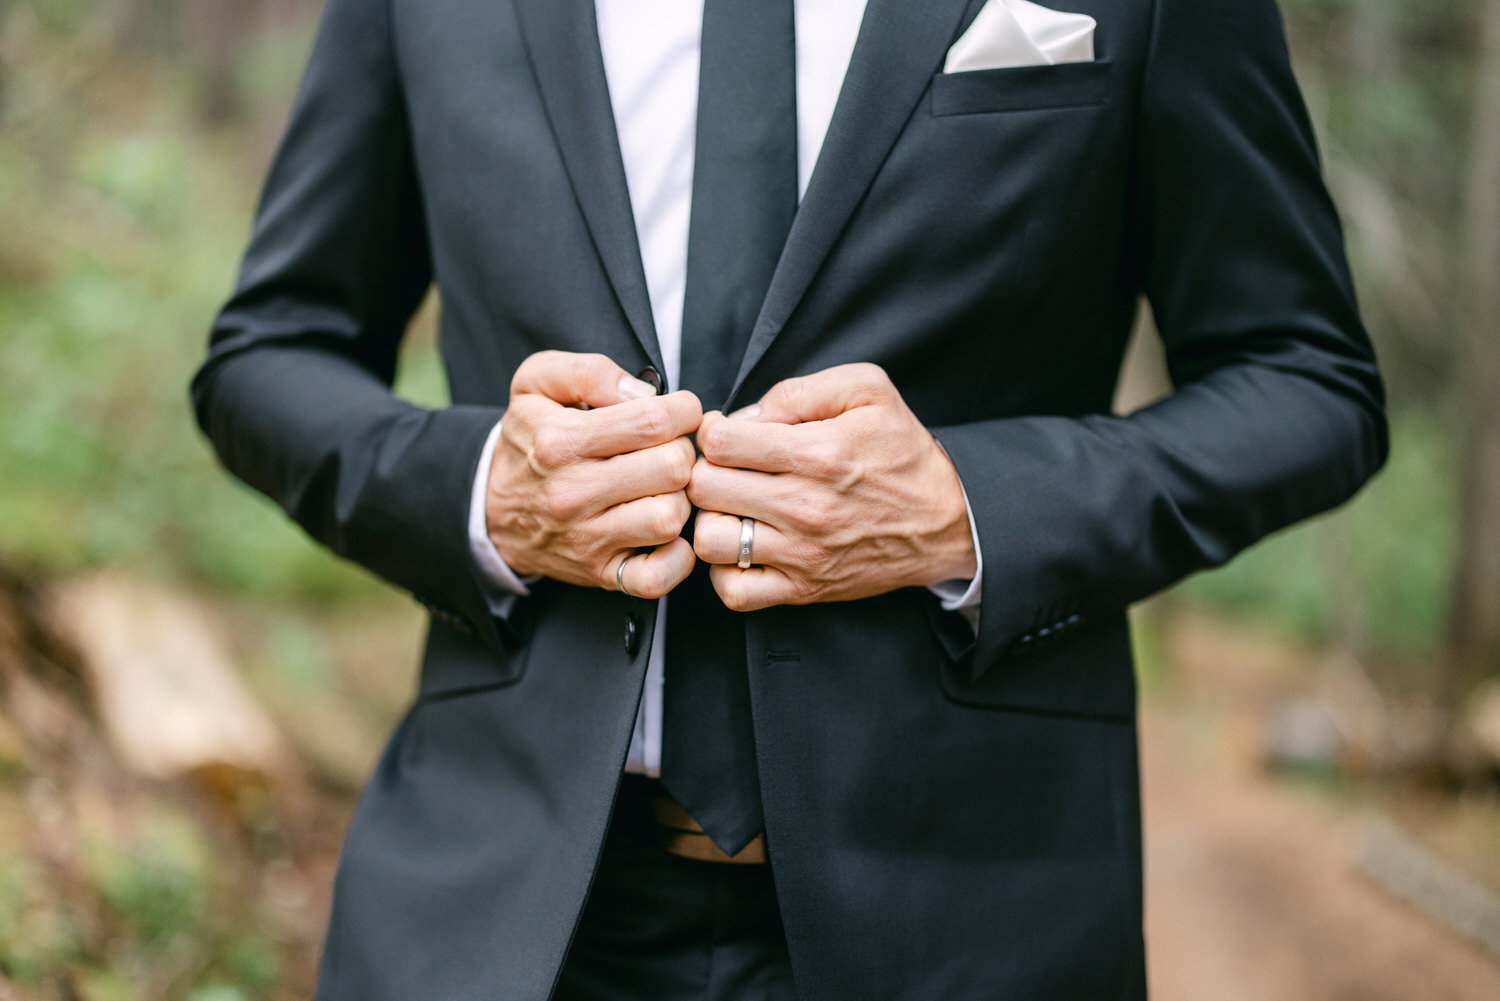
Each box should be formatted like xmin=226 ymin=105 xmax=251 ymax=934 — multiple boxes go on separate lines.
xmin=192 ymin=0 xmax=1386 ymax=998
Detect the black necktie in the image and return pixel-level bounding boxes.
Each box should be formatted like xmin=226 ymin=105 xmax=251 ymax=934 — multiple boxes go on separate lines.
xmin=661 ymin=0 xmax=798 ymax=855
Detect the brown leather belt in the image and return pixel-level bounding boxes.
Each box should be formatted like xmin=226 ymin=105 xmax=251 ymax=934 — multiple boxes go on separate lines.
xmin=616 ymin=775 xmax=768 ymax=865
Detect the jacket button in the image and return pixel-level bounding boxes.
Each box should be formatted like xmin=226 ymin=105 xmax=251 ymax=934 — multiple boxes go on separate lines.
xmin=623 ymin=614 xmax=643 ymax=656
xmin=636 ymin=366 xmax=663 ymax=396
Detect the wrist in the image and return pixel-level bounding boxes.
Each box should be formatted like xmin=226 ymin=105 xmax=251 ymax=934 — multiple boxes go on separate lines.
xmin=921 ymin=457 xmax=978 ymax=587
xmin=469 ymin=419 xmax=537 ymax=599
xmin=918 ymin=438 xmax=978 ymax=586
xmin=488 ymin=500 xmax=542 ymax=580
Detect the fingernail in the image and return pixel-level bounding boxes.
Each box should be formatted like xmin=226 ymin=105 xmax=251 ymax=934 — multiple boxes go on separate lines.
xmin=729 ymin=403 xmax=761 ymax=420
xmin=618 ymin=374 xmax=654 ymax=400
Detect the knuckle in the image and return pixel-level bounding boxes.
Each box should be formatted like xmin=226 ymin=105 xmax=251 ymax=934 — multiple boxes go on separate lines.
xmin=852 ymin=362 xmax=887 ymax=384
xmin=717 ymin=578 xmax=750 ymax=612
xmin=629 ymin=560 xmax=660 ymax=598
xmin=685 ymin=461 xmax=712 ymax=503
xmin=504 ymin=396 xmax=542 ymax=431
xmin=531 ymin=350 xmax=583 ymax=391
xmin=800 ymin=438 xmax=848 ymax=480
xmin=633 ymin=557 xmax=678 ymax=600
xmin=639 ymin=407 xmax=673 ymax=443
xmin=580 ymin=351 xmax=616 ymax=383
xmin=648 ymin=497 xmax=686 ymax=541
xmin=512 ymin=350 xmax=552 ymax=390
xmin=692 ymin=531 xmax=714 ymax=562
xmin=696 ymin=419 xmax=723 ymax=457
xmin=772 ymin=376 xmax=804 ymax=408
xmin=663 ymin=440 xmax=695 ymax=488
xmin=531 ymin=424 xmax=576 ymax=470
xmin=541 ymin=480 xmax=584 ymax=522
xmin=789 ymin=493 xmax=836 ymax=534
xmin=678 ymin=391 xmax=705 ymax=426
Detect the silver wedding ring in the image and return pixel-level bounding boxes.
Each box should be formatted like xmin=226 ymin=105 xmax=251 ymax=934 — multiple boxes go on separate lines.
xmin=617 ymin=552 xmax=641 ymax=598
xmin=737 ymin=518 xmax=756 ymax=569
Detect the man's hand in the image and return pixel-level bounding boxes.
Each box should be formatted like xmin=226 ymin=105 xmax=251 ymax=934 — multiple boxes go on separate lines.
xmin=487 ymin=351 xmax=701 ymax=598
xmin=687 ymin=363 xmax=977 ymax=611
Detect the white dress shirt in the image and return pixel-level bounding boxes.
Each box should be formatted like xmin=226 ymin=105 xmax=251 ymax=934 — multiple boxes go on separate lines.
xmin=467 ymin=0 xmax=982 ymax=776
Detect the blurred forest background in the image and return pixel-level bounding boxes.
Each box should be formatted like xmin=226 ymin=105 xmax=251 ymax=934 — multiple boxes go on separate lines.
xmin=0 ymin=0 xmax=1498 ymax=998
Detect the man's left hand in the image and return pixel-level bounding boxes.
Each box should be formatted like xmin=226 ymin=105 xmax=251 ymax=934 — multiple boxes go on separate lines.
xmin=688 ymin=363 xmax=977 ymax=611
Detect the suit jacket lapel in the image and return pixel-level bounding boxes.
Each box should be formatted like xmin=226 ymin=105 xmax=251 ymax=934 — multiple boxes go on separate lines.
xmin=728 ymin=0 xmax=975 ymax=403
xmin=510 ymin=0 xmax=664 ymax=373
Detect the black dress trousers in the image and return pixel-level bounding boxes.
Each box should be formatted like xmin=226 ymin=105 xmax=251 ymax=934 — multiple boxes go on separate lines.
xmin=554 ymin=781 xmax=798 ymax=1001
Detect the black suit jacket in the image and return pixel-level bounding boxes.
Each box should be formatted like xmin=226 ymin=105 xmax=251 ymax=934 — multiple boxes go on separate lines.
xmin=192 ymin=0 xmax=1386 ymax=997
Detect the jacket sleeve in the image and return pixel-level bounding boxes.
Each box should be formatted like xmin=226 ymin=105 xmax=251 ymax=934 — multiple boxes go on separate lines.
xmin=931 ymin=0 xmax=1388 ymax=678
xmin=190 ymin=0 xmax=508 ymax=647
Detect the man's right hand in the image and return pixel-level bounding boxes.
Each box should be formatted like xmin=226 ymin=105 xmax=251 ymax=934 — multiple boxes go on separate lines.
xmin=486 ymin=351 xmax=702 ymax=599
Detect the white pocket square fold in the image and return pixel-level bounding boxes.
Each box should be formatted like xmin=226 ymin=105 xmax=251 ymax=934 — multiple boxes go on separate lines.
xmin=943 ymin=0 xmax=1096 ymax=74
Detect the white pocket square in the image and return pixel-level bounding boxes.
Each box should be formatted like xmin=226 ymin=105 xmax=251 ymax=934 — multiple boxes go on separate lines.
xmin=943 ymin=0 xmax=1096 ymax=74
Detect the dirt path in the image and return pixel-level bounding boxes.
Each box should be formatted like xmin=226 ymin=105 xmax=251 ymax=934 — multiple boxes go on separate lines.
xmin=1140 ymin=625 xmax=1500 ymax=1001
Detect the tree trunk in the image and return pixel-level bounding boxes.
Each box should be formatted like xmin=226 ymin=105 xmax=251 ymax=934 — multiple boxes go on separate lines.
xmin=1445 ymin=0 xmax=1500 ymax=698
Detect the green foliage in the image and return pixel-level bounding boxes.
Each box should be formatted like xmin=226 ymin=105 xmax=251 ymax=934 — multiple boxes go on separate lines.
xmin=1179 ymin=410 xmax=1455 ymax=660
xmin=85 ymin=811 xmax=211 ymax=950
xmin=222 ymin=935 xmax=282 ymax=990
xmin=0 ymin=2 xmax=443 ymax=605
xmin=1172 ymin=0 xmax=1478 ymax=666
xmin=183 ymin=934 xmax=282 ymax=1001
xmin=186 ymin=988 xmax=252 ymax=1001
xmin=0 ymin=797 xmax=289 ymax=998
xmin=0 ymin=858 xmax=84 ymax=984
xmin=1280 ymin=0 xmax=1480 ymax=400
xmin=263 ymin=617 xmax=336 ymax=695
xmin=8 ymin=799 xmax=292 ymax=1001
xmin=1127 ymin=605 xmax=1169 ymax=695
xmin=1181 ymin=521 xmax=1333 ymax=641
xmin=71 ymin=969 xmax=141 ymax=1001
xmin=1341 ymin=411 xmax=1455 ymax=651
xmin=0 ymin=0 xmax=1483 ymax=996
xmin=0 ymin=13 xmax=331 ymax=989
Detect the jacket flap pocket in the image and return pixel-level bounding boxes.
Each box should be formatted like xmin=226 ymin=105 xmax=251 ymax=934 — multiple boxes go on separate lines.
xmin=936 ymin=610 xmax=1136 ymax=721
xmin=418 ymin=616 xmax=527 ymax=699
xmin=931 ymin=59 xmax=1111 ymax=116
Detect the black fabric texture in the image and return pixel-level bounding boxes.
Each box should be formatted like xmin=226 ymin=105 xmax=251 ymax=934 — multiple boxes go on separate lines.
xmin=663 ymin=0 xmax=799 ymax=857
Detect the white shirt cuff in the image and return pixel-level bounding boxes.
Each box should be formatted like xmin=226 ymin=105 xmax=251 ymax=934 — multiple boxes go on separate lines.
xmin=925 ymin=474 xmax=983 ymax=631
xmin=468 ymin=419 xmax=536 ymax=614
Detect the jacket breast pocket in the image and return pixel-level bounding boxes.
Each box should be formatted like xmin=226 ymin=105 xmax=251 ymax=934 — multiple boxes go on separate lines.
xmin=929 ymin=59 xmax=1111 ymax=117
